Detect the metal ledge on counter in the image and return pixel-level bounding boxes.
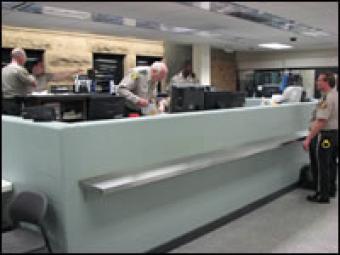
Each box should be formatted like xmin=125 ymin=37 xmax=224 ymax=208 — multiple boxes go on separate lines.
xmin=79 ymin=131 xmax=308 ymax=195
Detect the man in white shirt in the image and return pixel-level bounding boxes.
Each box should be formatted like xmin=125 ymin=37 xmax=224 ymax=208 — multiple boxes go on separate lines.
xmin=273 ymin=85 xmax=303 ymax=104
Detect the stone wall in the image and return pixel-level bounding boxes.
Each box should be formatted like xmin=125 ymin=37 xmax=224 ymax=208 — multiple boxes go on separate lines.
xmin=2 ymin=26 xmax=164 ymax=86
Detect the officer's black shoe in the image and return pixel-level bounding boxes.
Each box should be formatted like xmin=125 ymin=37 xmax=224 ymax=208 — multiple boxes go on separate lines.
xmin=306 ymin=193 xmax=319 ymax=201
xmin=307 ymin=194 xmax=330 ymax=203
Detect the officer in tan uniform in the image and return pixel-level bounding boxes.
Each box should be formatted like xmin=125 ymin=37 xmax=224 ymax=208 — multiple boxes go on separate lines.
xmin=2 ymin=48 xmax=37 ymax=96
xmin=117 ymin=61 xmax=168 ymax=115
xmin=304 ymin=72 xmax=338 ymax=203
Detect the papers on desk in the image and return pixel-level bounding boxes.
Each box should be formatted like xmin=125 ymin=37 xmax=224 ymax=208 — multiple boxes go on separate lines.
xmin=2 ymin=179 xmax=13 ymax=193
xmin=31 ymin=90 xmax=49 ymax=95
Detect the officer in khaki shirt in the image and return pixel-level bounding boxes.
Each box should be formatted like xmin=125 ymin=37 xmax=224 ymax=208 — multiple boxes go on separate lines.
xmin=117 ymin=61 xmax=168 ymax=114
xmin=304 ymin=72 xmax=338 ymax=203
xmin=2 ymin=48 xmax=37 ymax=96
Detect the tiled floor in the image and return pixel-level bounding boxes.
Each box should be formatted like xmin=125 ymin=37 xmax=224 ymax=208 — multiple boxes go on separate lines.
xmin=170 ymin=188 xmax=338 ymax=253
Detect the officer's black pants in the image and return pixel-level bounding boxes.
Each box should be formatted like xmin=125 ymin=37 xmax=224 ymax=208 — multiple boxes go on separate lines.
xmin=316 ymin=130 xmax=338 ymax=199
xmin=309 ymin=136 xmax=318 ymax=190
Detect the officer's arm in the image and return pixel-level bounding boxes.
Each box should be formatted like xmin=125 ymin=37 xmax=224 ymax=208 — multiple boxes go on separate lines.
xmin=158 ymin=97 xmax=170 ymax=112
xmin=51 ymin=69 xmax=82 ymax=81
xmin=17 ymin=68 xmax=37 ymax=88
xmin=306 ymin=119 xmax=327 ymax=141
xmin=117 ymin=71 xmax=140 ymax=105
xmin=303 ymin=119 xmax=327 ymax=150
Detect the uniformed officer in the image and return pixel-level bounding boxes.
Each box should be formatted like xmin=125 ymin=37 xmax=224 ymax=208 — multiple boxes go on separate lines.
xmin=2 ymin=48 xmax=37 ymax=96
xmin=303 ymin=72 xmax=338 ymax=203
xmin=158 ymin=60 xmax=199 ymax=112
xmin=170 ymin=60 xmax=199 ymax=86
xmin=29 ymin=59 xmax=82 ymax=92
xmin=117 ymin=61 xmax=168 ymax=115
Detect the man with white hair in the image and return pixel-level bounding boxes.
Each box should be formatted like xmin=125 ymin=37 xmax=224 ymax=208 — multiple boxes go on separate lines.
xmin=2 ymin=48 xmax=37 ymax=96
xmin=117 ymin=61 xmax=168 ymax=115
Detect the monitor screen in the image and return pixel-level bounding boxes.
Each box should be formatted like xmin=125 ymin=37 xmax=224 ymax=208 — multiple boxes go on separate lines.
xmin=170 ymin=86 xmax=205 ymax=113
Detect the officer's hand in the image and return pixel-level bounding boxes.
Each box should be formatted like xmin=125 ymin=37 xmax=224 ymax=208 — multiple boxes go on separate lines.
xmin=158 ymin=104 xmax=165 ymax=113
xmin=158 ymin=98 xmax=168 ymax=112
xmin=303 ymin=138 xmax=311 ymax=151
xmin=137 ymin=98 xmax=149 ymax=107
xmin=31 ymin=80 xmax=37 ymax=88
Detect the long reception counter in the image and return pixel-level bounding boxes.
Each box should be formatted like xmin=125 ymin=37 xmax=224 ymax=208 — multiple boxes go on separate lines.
xmin=2 ymin=100 xmax=315 ymax=252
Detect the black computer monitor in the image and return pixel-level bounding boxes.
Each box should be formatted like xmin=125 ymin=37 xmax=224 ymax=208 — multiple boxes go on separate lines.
xmin=87 ymin=95 xmax=125 ymax=120
xmin=204 ymin=91 xmax=246 ymax=110
xmin=170 ymin=85 xmax=205 ymax=113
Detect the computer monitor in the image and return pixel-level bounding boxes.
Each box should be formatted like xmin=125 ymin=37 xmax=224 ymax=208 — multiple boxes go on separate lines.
xmin=204 ymin=91 xmax=246 ymax=110
xmin=170 ymin=85 xmax=205 ymax=113
xmin=87 ymin=95 xmax=125 ymax=120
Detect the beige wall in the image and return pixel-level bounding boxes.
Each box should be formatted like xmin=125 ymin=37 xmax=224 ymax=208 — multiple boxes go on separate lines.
xmin=211 ymin=49 xmax=237 ymax=91
xmin=2 ymin=26 xmax=164 ymax=85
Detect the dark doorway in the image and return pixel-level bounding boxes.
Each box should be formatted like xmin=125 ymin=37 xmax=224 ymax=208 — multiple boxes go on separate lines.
xmin=93 ymin=53 xmax=124 ymax=93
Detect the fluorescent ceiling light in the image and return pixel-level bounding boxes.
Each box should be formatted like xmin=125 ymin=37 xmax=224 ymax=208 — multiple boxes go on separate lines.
xmin=258 ymin=43 xmax=292 ymax=49
xmin=171 ymin=26 xmax=196 ymax=33
xmin=181 ymin=2 xmax=333 ymax=38
xmin=302 ymin=30 xmax=330 ymax=37
xmin=42 ymin=6 xmax=91 ymax=20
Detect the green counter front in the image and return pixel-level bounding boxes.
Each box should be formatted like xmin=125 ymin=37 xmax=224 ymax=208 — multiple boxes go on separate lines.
xmin=2 ymin=100 xmax=315 ymax=252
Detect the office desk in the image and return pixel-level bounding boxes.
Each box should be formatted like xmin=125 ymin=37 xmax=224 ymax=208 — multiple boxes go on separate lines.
xmin=8 ymin=94 xmax=124 ymax=122
xmin=21 ymin=94 xmax=90 ymax=121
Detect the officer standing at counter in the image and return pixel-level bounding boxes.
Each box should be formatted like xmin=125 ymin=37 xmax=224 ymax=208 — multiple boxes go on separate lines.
xmin=29 ymin=59 xmax=82 ymax=92
xmin=2 ymin=48 xmax=37 ymax=96
xmin=170 ymin=60 xmax=199 ymax=85
xmin=117 ymin=61 xmax=168 ymax=115
xmin=303 ymin=72 xmax=338 ymax=203
xmin=159 ymin=60 xmax=200 ymax=112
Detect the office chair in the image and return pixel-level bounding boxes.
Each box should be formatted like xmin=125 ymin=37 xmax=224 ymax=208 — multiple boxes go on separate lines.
xmin=1 ymin=191 xmax=52 ymax=253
